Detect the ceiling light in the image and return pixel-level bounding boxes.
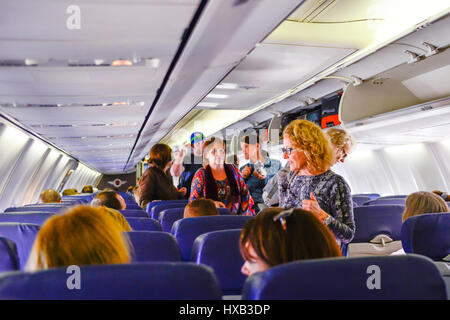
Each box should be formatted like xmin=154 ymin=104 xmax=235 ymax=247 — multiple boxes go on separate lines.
xmin=111 ymin=59 xmax=133 ymax=66
xmin=145 ymin=58 xmax=160 ymax=68
xmin=206 ymin=94 xmax=229 ymax=99
xmin=216 ymin=83 xmax=239 ymax=90
xmin=197 ymin=102 xmax=219 ymax=108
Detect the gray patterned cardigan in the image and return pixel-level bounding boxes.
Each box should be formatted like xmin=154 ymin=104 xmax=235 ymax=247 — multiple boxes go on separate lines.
xmin=278 ymin=170 xmax=355 ymax=244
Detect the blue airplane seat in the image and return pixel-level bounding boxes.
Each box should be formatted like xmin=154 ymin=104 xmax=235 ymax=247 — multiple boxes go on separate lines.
xmin=125 ymin=218 xmax=161 ymax=232
xmin=0 ymin=223 xmax=40 ymax=270
xmin=171 ymin=215 xmax=253 ymax=261
xmin=242 ymin=255 xmax=447 ymax=300
xmin=126 ymin=231 xmax=181 ymax=262
xmin=192 ymin=229 xmax=245 ymax=295
xmin=0 ymin=262 xmax=222 ymax=299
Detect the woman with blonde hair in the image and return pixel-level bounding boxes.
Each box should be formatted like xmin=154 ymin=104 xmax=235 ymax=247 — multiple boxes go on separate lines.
xmin=25 ymin=206 xmax=130 ymax=271
xmin=326 ymin=127 xmax=356 ymax=164
xmin=278 ymin=120 xmax=355 ymax=245
xmin=189 ymin=137 xmax=255 ymax=216
xmin=402 ymin=191 xmax=449 ymax=222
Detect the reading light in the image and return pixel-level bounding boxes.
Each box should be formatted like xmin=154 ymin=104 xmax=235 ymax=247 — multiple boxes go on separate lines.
xmin=206 ymin=94 xmax=229 ymax=99
xmin=112 ymin=59 xmax=133 ymax=66
xmin=216 ymin=83 xmax=239 ymax=90
xmin=197 ymin=102 xmax=219 ymax=108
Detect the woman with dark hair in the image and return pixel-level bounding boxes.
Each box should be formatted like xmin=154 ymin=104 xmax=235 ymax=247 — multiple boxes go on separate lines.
xmin=137 ymin=143 xmax=186 ymax=209
xmin=189 ymin=137 xmax=255 ymax=216
xmin=239 ymin=208 xmax=342 ymax=276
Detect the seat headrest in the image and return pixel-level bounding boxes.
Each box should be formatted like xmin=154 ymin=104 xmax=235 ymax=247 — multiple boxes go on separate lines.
xmin=150 ymin=202 xmax=187 ymax=219
xmin=352 ymin=205 xmax=404 ymax=242
xmin=119 ymin=209 xmax=148 ymax=218
xmin=5 ymin=205 xmax=69 ymax=214
xmin=365 ymin=199 xmax=406 ymax=206
xmin=242 ymin=255 xmax=447 ymax=300
xmin=0 ymin=213 xmax=54 ymax=226
xmin=126 ymin=231 xmax=181 ymax=262
xmin=0 ymin=223 xmax=40 ymax=270
xmin=0 ymin=237 xmax=19 ymax=272
xmin=172 ymin=215 xmax=253 ymax=261
xmin=124 ymin=218 xmax=161 ymax=232
xmin=0 ymin=262 xmax=222 ymax=299
xmin=192 ymin=229 xmax=245 ymax=295
xmin=401 ymin=213 xmax=450 ymax=261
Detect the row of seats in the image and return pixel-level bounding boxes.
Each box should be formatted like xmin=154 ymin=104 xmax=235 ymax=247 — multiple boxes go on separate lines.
xmin=0 ymin=255 xmax=446 ymax=299
xmin=1 ymin=212 xmax=448 ymax=296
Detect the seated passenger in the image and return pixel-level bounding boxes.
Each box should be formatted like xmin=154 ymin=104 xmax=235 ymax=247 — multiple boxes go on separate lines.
xmin=39 ymin=189 xmax=62 ymax=204
xmin=240 ymin=133 xmax=281 ymax=212
xmin=62 ymin=188 xmax=79 ymax=196
xmin=391 ymin=191 xmax=449 ymax=256
xmin=81 ymin=185 xmax=94 ymax=194
xmin=402 ymin=191 xmax=449 ymax=222
xmin=184 ymin=198 xmax=220 ymax=218
xmin=239 ymin=208 xmax=342 ymax=276
xmin=189 ymin=137 xmax=255 ymax=216
xmin=326 ymin=127 xmax=356 ymax=164
xmin=25 ymin=206 xmax=130 ymax=271
xmin=101 ymin=206 xmax=132 ymax=232
xmin=432 ymin=190 xmax=450 ymax=202
xmin=91 ymin=190 xmax=126 ymax=210
xmin=278 ymin=120 xmax=355 ymax=246
xmin=138 ymin=143 xmax=186 ymax=209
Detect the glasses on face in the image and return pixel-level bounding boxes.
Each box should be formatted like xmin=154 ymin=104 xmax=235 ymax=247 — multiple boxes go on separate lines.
xmin=281 ymin=147 xmax=294 ymax=155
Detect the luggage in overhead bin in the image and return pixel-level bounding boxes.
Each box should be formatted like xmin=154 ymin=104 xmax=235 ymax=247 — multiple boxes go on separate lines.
xmin=321 ymin=94 xmax=341 ymax=128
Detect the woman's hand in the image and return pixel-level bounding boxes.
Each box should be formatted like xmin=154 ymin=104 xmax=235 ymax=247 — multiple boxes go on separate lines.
xmin=213 ymin=201 xmax=226 ymax=208
xmin=302 ymin=192 xmax=329 ymax=223
xmin=241 ymin=165 xmax=252 ymax=179
xmin=252 ymin=170 xmax=267 ymax=181
xmin=179 ymin=187 xmax=187 ymax=196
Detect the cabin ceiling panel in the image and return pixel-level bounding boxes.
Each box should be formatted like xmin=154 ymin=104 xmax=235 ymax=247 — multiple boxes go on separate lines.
xmin=0 ymin=0 xmax=199 ymax=173
xmin=129 ymin=0 xmax=304 ymax=171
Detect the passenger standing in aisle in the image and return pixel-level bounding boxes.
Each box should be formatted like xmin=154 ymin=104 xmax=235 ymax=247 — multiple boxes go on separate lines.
xmin=240 ymin=133 xmax=281 ymax=212
xmin=278 ymin=120 xmax=355 ymax=245
xmin=171 ymin=132 xmax=205 ymax=199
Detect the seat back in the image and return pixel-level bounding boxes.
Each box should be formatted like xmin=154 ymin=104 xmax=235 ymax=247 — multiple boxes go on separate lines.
xmin=146 ymin=200 xmax=188 ymax=213
xmin=377 ymin=195 xmax=407 ymax=200
xmin=150 ymin=202 xmax=187 ymax=220
xmin=159 ymin=207 xmax=232 ymax=233
xmin=0 ymin=237 xmax=19 ymax=272
xmin=171 ymin=215 xmax=253 ymax=261
xmin=352 ymin=193 xmax=380 ymax=201
xmin=125 ymin=218 xmax=161 ymax=231
xmin=352 ymin=196 xmax=370 ymax=206
xmin=124 ymin=203 xmax=142 ymax=210
xmin=192 ymin=229 xmax=245 ymax=295
xmin=364 ymin=199 xmax=406 ymax=206
xmin=5 ymin=205 xmax=69 ymax=214
xmin=242 ymin=255 xmax=447 ymax=300
xmin=401 ymin=213 xmax=450 ymax=261
xmin=119 ymin=209 xmax=148 ymax=218
xmin=0 ymin=213 xmax=55 ymax=226
xmin=348 ymin=205 xmax=405 ymax=257
xmin=126 ymin=231 xmax=181 ymax=262
xmin=0 ymin=262 xmax=222 ymax=299
xmin=0 ymin=223 xmax=40 ymax=269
